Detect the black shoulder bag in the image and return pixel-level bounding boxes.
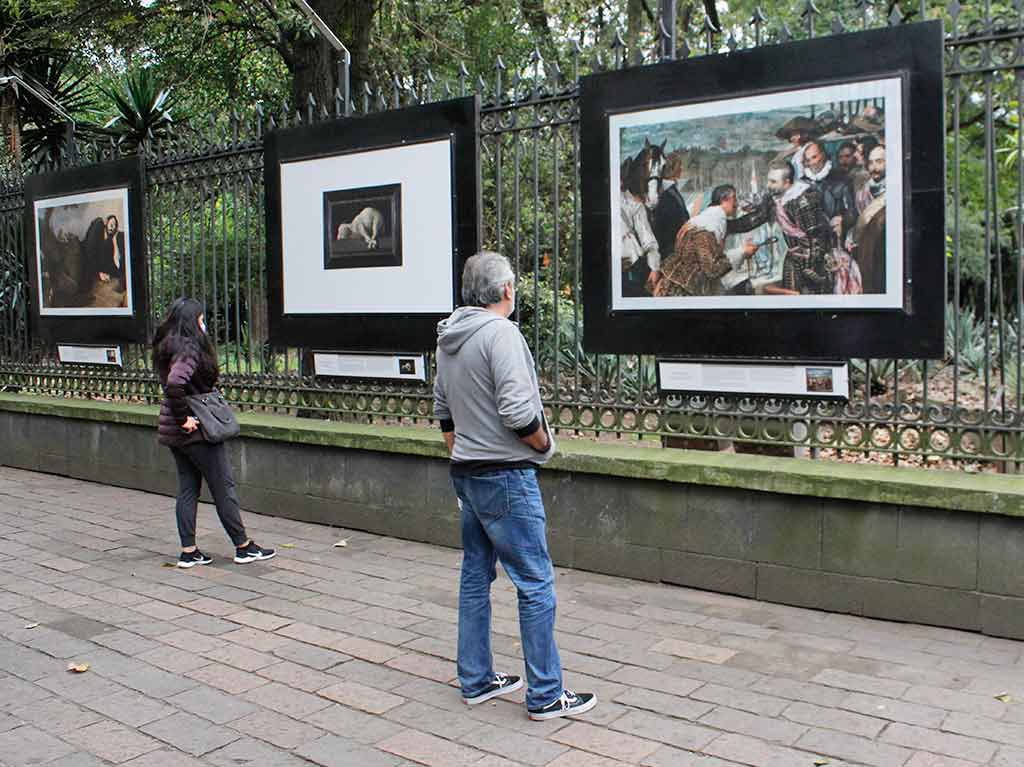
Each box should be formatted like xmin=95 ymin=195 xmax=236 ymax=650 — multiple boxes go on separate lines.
xmin=185 ymin=389 xmax=240 ymax=443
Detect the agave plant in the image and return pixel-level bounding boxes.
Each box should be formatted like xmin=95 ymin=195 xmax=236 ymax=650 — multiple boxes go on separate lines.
xmin=101 ymin=68 xmax=175 ymax=152
xmin=16 ymin=53 xmax=105 ymax=167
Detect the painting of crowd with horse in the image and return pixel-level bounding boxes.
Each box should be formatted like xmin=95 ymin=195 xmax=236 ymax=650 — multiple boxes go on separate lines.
xmin=611 ymin=78 xmax=898 ymax=311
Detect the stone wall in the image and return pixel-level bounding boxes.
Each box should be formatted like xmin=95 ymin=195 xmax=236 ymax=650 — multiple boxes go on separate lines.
xmin=3 ymin=395 xmax=1024 ymax=639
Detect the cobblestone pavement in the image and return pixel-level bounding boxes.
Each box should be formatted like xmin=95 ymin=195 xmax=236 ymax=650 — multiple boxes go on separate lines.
xmin=2 ymin=466 xmax=1024 ymax=767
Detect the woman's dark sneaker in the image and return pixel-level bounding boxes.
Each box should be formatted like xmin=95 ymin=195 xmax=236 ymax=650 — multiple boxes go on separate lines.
xmin=463 ymin=673 xmax=523 ymax=705
xmin=528 ymin=690 xmax=597 ymax=721
xmin=234 ymin=541 xmax=276 ymax=564
xmin=177 ymin=550 xmax=213 ymax=569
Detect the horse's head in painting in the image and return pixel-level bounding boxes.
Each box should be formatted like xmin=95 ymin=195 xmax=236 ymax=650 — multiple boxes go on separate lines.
xmin=623 ymin=137 xmax=667 ymax=209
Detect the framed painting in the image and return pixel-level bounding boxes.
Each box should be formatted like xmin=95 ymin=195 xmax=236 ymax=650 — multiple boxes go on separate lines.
xmin=24 ymin=156 xmax=149 ymax=343
xmin=580 ymin=21 xmax=945 ymax=358
xmin=265 ymin=96 xmax=480 ymax=351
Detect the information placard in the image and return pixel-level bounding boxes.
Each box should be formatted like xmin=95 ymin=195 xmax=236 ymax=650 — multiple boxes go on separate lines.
xmin=312 ymin=352 xmax=426 ymax=382
xmin=57 ymin=344 xmax=123 ymax=367
xmin=657 ymin=359 xmax=849 ymax=399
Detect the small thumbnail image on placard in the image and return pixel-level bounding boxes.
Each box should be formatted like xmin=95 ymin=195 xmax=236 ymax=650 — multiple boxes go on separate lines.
xmin=398 ymin=358 xmax=416 ymax=375
xmin=805 ymin=367 xmax=834 ymax=393
xmin=105 ymin=348 xmax=118 ymax=364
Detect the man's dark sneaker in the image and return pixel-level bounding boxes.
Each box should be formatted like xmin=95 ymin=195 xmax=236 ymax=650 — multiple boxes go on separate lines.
xmin=463 ymin=673 xmax=523 ymax=705
xmin=528 ymin=690 xmax=597 ymax=721
xmin=234 ymin=541 xmax=276 ymax=564
xmin=177 ymin=550 xmax=213 ymax=569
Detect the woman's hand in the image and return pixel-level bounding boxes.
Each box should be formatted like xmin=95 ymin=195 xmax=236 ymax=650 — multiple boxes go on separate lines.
xmin=181 ymin=416 xmax=199 ymax=433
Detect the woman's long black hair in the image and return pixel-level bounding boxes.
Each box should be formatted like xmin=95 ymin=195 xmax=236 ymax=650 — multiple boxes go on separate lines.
xmin=152 ymin=297 xmax=218 ymax=383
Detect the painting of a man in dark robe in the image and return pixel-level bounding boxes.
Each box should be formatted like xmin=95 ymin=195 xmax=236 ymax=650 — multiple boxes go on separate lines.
xmin=34 ymin=190 xmax=132 ymax=315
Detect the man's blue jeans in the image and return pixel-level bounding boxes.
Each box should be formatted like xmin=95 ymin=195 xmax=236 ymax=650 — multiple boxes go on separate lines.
xmin=451 ymin=468 xmax=562 ymax=710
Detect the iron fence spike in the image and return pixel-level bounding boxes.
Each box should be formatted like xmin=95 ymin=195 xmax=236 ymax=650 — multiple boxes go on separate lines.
xmin=888 ymin=5 xmax=903 ymax=25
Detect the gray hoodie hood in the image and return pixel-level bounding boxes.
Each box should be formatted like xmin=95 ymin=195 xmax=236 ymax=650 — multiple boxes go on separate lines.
xmin=436 ymin=306 xmax=505 ymax=355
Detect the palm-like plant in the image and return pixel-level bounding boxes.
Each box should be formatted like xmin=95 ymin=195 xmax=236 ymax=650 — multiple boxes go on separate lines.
xmin=16 ymin=53 xmax=105 ymax=167
xmin=101 ymin=68 xmax=175 ymax=152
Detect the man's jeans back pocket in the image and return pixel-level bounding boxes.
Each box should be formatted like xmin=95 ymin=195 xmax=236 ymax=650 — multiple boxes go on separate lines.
xmin=462 ymin=474 xmax=511 ymax=525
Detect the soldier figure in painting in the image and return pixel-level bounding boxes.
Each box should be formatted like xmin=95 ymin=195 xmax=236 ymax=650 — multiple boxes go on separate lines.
xmin=729 ymin=161 xmax=834 ymax=295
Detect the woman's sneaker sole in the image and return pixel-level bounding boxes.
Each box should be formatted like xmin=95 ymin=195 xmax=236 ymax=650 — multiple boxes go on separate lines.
xmin=234 ymin=551 xmax=276 ymax=564
xmin=528 ymin=694 xmax=598 ymax=720
xmin=463 ymin=676 xmax=523 ymax=705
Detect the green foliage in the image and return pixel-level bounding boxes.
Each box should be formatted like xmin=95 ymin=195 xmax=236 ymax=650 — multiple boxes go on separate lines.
xmin=101 ymin=68 xmax=175 ymax=151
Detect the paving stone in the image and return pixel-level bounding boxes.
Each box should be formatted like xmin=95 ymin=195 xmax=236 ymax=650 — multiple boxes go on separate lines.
xmin=120 ymin=749 xmax=208 ymax=767
xmin=377 ymin=728 xmax=489 ymax=767
xmin=459 ymin=722 xmax=570 ymax=766
xmin=903 ymin=753 xmax=982 ymax=767
xmin=640 ymin=746 xmax=745 ymax=766
xmin=796 ymin=727 xmax=916 ymax=767
xmin=689 ymin=683 xmax=789 ymax=718
xmin=881 ymin=721 xmax=998 ymax=762
xmin=838 ymin=692 xmax=946 ymax=728
xmin=704 ymin=733 xmax=848 ymax=767
xmin=295 ymin=733 xmax=404 ymax=767
xmin=206 ymin=737 xmax=312 ymax=767
xmin=81 ymin=688 xmax=176 ymax=727
xmin=0 ymin=724 xmax=77 ymax=766
xmin=551 ymin=721 xmax=661 ymax=763
xmin=141 ymin=711 xmax=240 ymax=756
xmin=307 ymin=703 xmax=406 ymax=744
xmin=166 ymin=684 xmax=258 ymax=724
xmin=811 ymin=668 xmax=910 ymax=699
xmin=781 ymin=701 xmax=886 ymax=739
xmin=384 ymin=700 xmax=482 ymax=740
xmin=699 ymin=706 xmax=807 ymax=745
xmin=185 ymin=662 xmax=269 ymax=694
xmin=318 ymin=680 xmax=405 ymax=714
xmin=249 ymin=681 xmax=332 ymax=718
xmin=612 ymin=688 xmax=714 ymax=721
xmin=62 ymin=719 xmax=163 ymax=764
xmin=230 ymin=709 xmax=325 ymax=750
xmin=544 ymin=751 xmax=634 ymax=767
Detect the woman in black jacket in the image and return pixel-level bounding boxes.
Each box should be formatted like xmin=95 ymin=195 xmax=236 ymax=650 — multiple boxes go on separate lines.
xmin=153 ymin=297 xmax=275 ymax=568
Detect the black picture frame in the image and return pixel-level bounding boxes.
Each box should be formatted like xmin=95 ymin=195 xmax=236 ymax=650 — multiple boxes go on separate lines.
xmin=580 ymin=21 xmax=945 ymax=359
xmin=23 ymin=156 xmax=149 ymax=344
xmin=322 ymin=183 xmax=403 ymax=270
xmin=265 ymin=96 xmax=480 ymax=352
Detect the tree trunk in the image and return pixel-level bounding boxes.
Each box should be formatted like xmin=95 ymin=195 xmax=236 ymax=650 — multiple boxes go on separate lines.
xmin=287 ymin=0 xmax=377 ymax=113
xmin=519 ymin=0 xmax=560 ymax=71
xmin=626 ymin=0 xmax=645 ymax=66
xmin=0 ymin=88 xmax=21 ymax=167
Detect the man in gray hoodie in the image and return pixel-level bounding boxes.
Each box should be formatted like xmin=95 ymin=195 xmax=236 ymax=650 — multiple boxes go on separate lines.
xmin=435 ymin=252 xmax=597 ymax=721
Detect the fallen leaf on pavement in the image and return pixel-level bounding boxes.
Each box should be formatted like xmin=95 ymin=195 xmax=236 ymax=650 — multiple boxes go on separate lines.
xmin=23 ymin=622 xmax=39 ymax=630
xmin=160 ymin=562 xmax=176 ymax=568
xmin=67 ymin=662 xmax=90 ymax=673
xmin=996 ymin=693 xmax=1013 ymax=703
xmin=814 ymin=760 xmax=830 ymax=766
xmin=281 ymin=543 xmax=295 ymax=549
xmin=333 ymin=539 xmax=348 ymax=548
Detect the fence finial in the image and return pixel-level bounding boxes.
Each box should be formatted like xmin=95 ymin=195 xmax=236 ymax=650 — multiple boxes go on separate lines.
xmin=888 ymin=4 xmax=903 ymax=25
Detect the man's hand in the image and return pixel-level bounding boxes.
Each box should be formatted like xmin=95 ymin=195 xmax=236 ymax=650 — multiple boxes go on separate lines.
xmin=181 ymin=416 xmax=199 ymax=433
xmin=830 ymin=215 xmax=843 ymax=239
xmin=520 ymin=427 xmax=551 ymax=453
xmin=442 ymin=431 xmax=455 ymax=455
xmin=98 ymin=272 xmax=111 ymax=283
xmin=645 ymin=270 xmax=661 ymax=291
xmin=742 ymin=240 xmax=760 ymax=258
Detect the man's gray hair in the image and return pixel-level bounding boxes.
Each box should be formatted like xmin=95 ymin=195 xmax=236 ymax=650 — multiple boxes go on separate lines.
xmin=461 ymin=251 xmax=515 ymax=307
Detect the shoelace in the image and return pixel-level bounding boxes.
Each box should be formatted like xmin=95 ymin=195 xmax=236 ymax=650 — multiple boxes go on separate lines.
xmin=493 ymin=673 xmax=509 ymax=686
xmin=558 ymin=691 xmax=580 ymax=710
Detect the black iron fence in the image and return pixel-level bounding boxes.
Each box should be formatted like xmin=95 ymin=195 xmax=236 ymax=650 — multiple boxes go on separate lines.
xmin=1 ymin=1 xmax=1022 ymax=470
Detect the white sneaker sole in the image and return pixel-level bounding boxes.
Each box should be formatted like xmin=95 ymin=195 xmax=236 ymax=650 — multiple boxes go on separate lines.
xmin=463 ymin=677 xmax=523 ymax=705
xmin=234 ymin=551 xmax=277 ymax=564
xmin=528 ymin=694 xmax=598 ymax=720
xmin=176 ymin=558 xmax=211 ymax=569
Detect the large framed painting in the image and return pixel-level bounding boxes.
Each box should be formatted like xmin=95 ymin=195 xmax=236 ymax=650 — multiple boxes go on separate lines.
xmin=24 ymin=156 xmax=149 ymax=343
xmin=265 ymin=96 xmax=479 ymax=351
xmin=580 ymin=21 xmax=945 ymax=358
